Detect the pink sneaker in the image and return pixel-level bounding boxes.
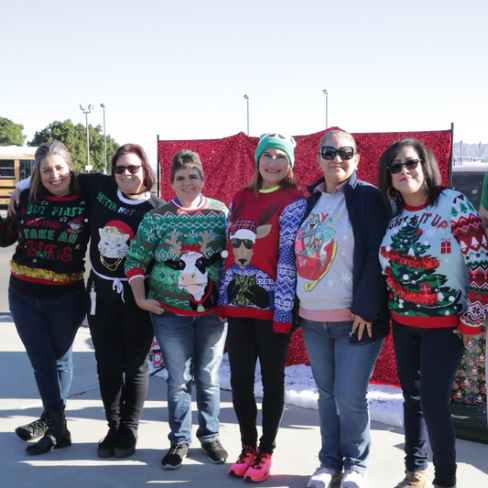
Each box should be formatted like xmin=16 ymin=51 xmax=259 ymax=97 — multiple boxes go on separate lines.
xmin=243 ymin=452 xmax=272 ymax=483
xmin=228 ymin=445 xmax=257 ymax=477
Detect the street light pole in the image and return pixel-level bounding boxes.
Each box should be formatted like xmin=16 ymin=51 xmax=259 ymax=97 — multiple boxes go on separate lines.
xmin=322 ymin=89 xmax=328 ymax=129
xmin=243 ymin=94 xmax=249 ymax=135
xmin=80 ymin=104 xmax=95 ymax=171
xmin=100 ymin=103 xmax=107 ymax=174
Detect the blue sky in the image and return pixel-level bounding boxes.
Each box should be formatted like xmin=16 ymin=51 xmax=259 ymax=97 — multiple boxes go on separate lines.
xmin=3 ymin=0 xmax=487 ymax=164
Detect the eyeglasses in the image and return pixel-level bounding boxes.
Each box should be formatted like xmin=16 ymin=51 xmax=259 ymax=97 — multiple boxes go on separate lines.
xmin=320 ymin=146 xmax=355 ymax=160
xmin=114 ymin=165 xmax=142 ymax=174
xmin=231 ymin=238 xmax=254 ymax=249
xmin=388 ymin=159 xmax=422 ymax=174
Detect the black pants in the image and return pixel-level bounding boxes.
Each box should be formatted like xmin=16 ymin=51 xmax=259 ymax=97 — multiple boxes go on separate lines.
xmin=227 ymin=317 xmax=291 ymax=454
xmin=87 ymin=273 xmax=154 ymax=429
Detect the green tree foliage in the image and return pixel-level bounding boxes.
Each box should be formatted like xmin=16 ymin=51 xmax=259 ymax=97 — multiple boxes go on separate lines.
xmin=0 ymin=116 xmax=26 ymax=146
xmin=28 ymin=119 xmax=119 ymax=173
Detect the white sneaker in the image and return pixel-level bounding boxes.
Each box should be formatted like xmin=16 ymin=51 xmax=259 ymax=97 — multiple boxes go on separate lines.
xmin=307 ymin=467 xmax=342 ymax=488
xmin=340 ymin=469 xmax=367 ymax=488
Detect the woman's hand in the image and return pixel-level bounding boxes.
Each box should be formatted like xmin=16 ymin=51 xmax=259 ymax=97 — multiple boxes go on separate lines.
xmin=8 ymin=188 xmax=22 ymax=216
xmin=453 ymin=327 xmax=478 ymax=348
xmin=351 ymin=314 xmax=372 ymax=341
xmin=136 ymin=297 xmax=165 ymax=315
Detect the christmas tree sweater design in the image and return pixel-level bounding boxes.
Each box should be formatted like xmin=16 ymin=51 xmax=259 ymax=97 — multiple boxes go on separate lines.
xmin=125 ymin=197 xmax=228 ymax=315
xmin=379 ymin=189 xmax=488 ymax=335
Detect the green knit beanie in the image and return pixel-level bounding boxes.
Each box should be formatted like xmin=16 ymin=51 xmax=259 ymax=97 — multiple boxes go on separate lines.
xmin=255 ymin=133 xmax=296 ymax=168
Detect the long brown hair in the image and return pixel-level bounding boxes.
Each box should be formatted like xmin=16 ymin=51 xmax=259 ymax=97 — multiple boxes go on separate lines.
xmin=378 ymin=138 xmax=443 ymax=216
xmin=245 ymin=160 xmax=299 ymax=198
xmin=30 ymin=141 xmax=80 ymax=203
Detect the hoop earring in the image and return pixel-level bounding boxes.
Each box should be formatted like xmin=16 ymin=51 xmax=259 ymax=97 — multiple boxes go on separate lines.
xmin=387 ymin=186 xmax=399 ymax=204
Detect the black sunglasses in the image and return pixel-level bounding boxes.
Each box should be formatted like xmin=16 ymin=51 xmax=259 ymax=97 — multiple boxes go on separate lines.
xmin=321 ymin=146 xmax=355 ymax=160
xmin=231 ymin=238 xmax=254 ymax=250
xmin=388 ymin=159 xmax=422 ymax=174
xmin=114 ymin=165 xmax=142 ymax=174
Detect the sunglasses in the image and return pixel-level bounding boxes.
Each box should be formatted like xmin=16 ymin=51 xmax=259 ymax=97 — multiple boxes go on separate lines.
xmin=114 ymin=165 xmax=142 ymax=174
xmin=231 ymin=238 xmax=254 ymax=250
xmin=388 ymin=159 xmax=422 ymax=174
xmin=321 ymin=146 xmax=355 ymax=160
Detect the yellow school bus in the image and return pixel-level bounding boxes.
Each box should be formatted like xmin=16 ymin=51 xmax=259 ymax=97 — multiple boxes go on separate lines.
xmin=0 ymin=146 xmax=36 ymax=207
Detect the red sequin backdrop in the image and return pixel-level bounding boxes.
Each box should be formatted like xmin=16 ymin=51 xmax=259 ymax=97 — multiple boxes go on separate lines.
xmin=157 ymin=128 xmax=486 ymax=404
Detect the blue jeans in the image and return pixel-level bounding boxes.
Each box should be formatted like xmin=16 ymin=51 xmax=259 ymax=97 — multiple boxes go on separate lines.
xmin=151 ymin=310 xmax=227 ymax=445
xmin=392 ymin=320 xmax=465 ymax=487
xmin=301 ymin=318 xmax=383 ymax=473
xmin=9 ymin=286 xmax=85 ymax=413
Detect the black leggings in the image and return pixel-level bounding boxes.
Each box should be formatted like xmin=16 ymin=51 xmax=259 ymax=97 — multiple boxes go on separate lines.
xmin=87 ymin=274 xmax=154 ymax=429
xmin=227 ymin=317 xmax=290 ymax=454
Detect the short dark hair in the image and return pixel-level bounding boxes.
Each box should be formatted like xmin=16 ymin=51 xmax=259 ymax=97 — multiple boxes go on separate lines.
xmin=377 ymin=138 xmax=443 ymax=216
xmin=111 ymin=143 xmax=155 ymax=192
xmin=170 ymin=150 xmax=205 ymax=183
xmin=30 ymin=141 xmax=80 ymax=203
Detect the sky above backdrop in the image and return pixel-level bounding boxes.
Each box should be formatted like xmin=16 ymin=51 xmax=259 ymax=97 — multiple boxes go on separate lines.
xmin=2 ymin=0 xmax=487 ymax=165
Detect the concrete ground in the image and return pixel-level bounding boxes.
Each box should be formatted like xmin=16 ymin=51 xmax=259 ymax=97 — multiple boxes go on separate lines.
xmin=0 ymin=316 xmax=487 ymax=488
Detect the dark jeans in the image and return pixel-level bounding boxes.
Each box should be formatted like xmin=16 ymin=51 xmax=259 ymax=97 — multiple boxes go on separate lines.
xmin=9 ymin=286 xmax=85 ymax=413
xmin=392 ymin=320 xmax=465 ymax=488
xmin=227 ymin=317 xmax=291 ymax=455
xmin=87 ymin=274 xmax=154 ymax=429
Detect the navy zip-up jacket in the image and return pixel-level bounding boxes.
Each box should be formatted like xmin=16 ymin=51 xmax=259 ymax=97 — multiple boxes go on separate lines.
xmin=299 ymin=171 xmax=390 ymax=343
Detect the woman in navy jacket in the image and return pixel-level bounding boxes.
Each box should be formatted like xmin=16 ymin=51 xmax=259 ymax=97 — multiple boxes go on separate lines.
xmin=295 ymin=129 xmax=389 ymax=488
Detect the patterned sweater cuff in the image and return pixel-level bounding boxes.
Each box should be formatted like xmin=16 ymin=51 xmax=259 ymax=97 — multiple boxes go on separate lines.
xmin=457 ymin=319 xmax=483 ymax=336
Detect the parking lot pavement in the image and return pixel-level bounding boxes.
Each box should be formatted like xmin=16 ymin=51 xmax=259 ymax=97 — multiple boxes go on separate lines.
xmin=1 ymin=318 xmax=487 ymax=487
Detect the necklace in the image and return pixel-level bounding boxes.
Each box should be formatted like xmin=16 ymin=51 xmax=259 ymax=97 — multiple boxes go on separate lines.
xmin=100 ymin=254 xmax=123 ymax=271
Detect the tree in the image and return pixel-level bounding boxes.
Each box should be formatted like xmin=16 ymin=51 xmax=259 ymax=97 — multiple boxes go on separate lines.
xmin=28 ymin=119 xmax=119 ymax=173
xmin=381 ymin=215 xmax=463 ymax=316
xmin=0 ymin=116 xmax=26 ymax=146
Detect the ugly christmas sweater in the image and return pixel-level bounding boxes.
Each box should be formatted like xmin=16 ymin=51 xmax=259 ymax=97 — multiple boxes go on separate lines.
xmin=125 ymin=196 xmax=228 ymax=315
xmin=218 ymin=186 xmax=306 ymax=333
xmin=379 ymin=188 xmax=488 ymax=335
xmin=0 ymin=190 xmax=90 ymax=298
xmin=77 ymin=173 xmax=163 ymax=280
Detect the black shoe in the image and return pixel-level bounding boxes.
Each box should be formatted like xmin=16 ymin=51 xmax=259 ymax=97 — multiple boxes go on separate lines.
xmin=114 ymin=426 xmax=137 ymax=458
xmin=201 ymin=439 xmax=228 ymax=464
xmin=25 ymin=411 xmax=71 ymax=456
xmin=97 ymin=427 xmax=119 ymax=458
xmin=161 ymin=444 xmax=189 ymax=469
xmin=15 ymin=413 xmax=48 ymax=441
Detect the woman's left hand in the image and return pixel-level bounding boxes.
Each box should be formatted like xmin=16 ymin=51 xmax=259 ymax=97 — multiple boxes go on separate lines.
xmin=453 ymin=328 xmax=478 ymax=348
xmin=351 ymin=315 xmax=372 ymax=341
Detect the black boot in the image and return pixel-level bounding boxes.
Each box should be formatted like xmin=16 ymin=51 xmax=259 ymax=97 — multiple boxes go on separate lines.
xmin=114 ymin=424 xmax=137 ymax=458
xmin=97 ymin=426 xmax=119 ymax=458
xmin=25 ymin=410 xmax=72 ymax=456
xmin=16 ymin=412 xmax=48 ymax=441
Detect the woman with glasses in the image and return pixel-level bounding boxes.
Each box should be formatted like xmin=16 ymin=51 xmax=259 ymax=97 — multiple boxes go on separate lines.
xmin=81 ymin=144 xmax=163 ymax=459
xmin=378 ymin=139 xmax=488 ymax=488
xmin=218 ymin=133 xmax=306 ymax=482
xmin=296 ymin=129 xmax=389 ymax=488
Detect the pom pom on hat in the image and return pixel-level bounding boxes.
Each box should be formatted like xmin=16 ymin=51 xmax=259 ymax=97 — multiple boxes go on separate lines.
xmin=255 ymin=133 xmax=296 ymax=168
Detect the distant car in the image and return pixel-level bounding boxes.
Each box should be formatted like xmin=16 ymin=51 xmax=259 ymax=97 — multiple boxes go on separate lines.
xmin=450 ymin=164 xmax=488 ymax=210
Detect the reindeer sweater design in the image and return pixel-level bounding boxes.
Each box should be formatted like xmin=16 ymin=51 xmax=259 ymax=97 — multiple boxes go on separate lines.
xmin=125 ymin=197 xmax=228 ymax=315
xmin=218 ymin=187 xmax=306 ymax=333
